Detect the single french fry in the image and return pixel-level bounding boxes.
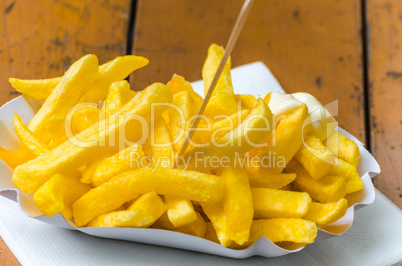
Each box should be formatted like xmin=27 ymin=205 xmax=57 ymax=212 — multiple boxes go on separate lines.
xmin=222 ymin=167 xmax=253 ymax=245
xmin=165 ymin=195 xmax=198 ymax=227
xmin=331 ymin=158 xmax=364 ymax=193
xmin=295 ymin=134 xmax=336 ymax=179
xmin=128 ymin=191 xmax=166 ymax=223
xmin=286 ymin=159 xmax=346 ymax=203
xmin=325 ymin=131 xmax=360 ymax=167
xmin=240 ymin=218 xmax=317 ymax=247
xmin=0 ymin=146 xmax=35 ymax=169
xmin=33 ymin=174 xmax=91 ymax=219
xmin=202 ymin=44 xmax=239 ymax=117
xmin=303 ymin=198 xmax=348 ymax=226
xmin=88 ymin=209 xmax=155 ymax=228
xmin=168 ymin=91 xmax=196 ymax=153
xmin=101 ymin=80 xmax=136 ymax=116
xmin=201 ymin=202 xmax=233 ymax=247
xmin=13 ymin=83 xmax=172 ymax=194
xmin=73 ymin=168 xmax=223 ymax=226
xmin=167 ymin=74 xmax=203 ymax=106
xmin=248 ymin=173 xmax=296 ymax=189
xmin=252 ymin=187 xmax=311 ymax=219
xmin=202 ymin=44 xmax=234 ymax=96
xmin=28 ymin=54 xmax=99 ymax=143
xmin=7 ymin=60 xmax=112 ymax=101
xmin=235 ymin=94 xmax=258 ymax=110
xmin=89 ymin=145 xmax=144 ymax=187
xmin=79 ymin=55 xmax=149 ymax=103
xmin=14 ymin=114 xmax=49 ymax=156
xmin=9 ymin=77 xmax=62 ymax=101
xmin=151 ymin=118 xmax=174 ymax=168
xmin=246 ymin=104 xmax=308 ymax=175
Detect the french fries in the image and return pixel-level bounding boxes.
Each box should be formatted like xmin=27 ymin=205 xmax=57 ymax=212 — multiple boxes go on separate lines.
xmin=4 ymin=47 xmax=365 ymax=251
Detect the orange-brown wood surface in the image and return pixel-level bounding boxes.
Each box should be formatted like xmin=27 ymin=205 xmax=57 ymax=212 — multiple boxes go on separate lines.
xmin=0 ymin=0 xmax=401 ymax=264
xmin=367 ymin=1 xmax=402 ymax=208
xmin=0 ymin=238 xmax=19 ymax=266
xmin=0 ymin=0 xmax=131 ymax=264
xmin=0 ymin=0 xmax=131 ymax=106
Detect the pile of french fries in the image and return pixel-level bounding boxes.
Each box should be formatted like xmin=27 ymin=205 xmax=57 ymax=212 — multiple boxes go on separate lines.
xmin=1 ymin=43 xmax=364 ymax=250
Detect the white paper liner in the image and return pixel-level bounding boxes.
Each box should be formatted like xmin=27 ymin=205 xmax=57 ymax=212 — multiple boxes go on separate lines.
xmin=0 ymin=62 xmax=381 ymax=258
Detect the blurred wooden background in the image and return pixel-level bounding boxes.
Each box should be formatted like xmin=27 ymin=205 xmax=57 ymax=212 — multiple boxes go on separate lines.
xmin=0 ymin=0 xmax=401 ymax=264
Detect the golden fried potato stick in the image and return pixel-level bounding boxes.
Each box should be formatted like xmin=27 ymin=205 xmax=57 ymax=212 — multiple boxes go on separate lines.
xmin=73 ymin=168 xmax=223 ymax=226
xmin=79 ymin=55 xmax=149 ymax=103
xmin=303 ymin=198 xmax=348 ymax=226
xmin=14 ymin=114 xmax=49 ymax=156
xmin=251 ymin=187 xmax=311 ymax=219
xmin=88 ymin=145 xmax=144 ymax=187
xmin=325 ymin=131 xmax=361 ymax=167
xmin=182 ymin=98 xmax=273 ymax=172
xmin=88 ymin=210 xmax=154 ymax=228
xmin=235 ymin=94 xmax=258 ymax=110
xmin=165 ymin=195 xmax=198 ymax=227
xmin=285 ymin=159 xmax=346 ymax=203
xmin=128 ymin=191 xmax=166 ymax=220
xmin=168 ymin=91 xmax=197 ymax=153
xmin=167 ymin=74 xmax=203 ymax=106
xmin=246 ymin=104 xmax=308 ymax=176
xmin=295 ymin=134 xmax=336 ymax=179
xmin=13 ymin=83 xmax=172 ymax=194
xmin=28 ymin=54 xmax=99 ymax=143
xmin=221 ymin=167 xmax=253 ymax=245
xmin=248 ymin=173 xmax=296 ymax=189
xmin=151 ymin=118 xmax=174 ymax=168
xmin=238 ymin=218 xmax=317 ymax=248
xmin=330 ymin=158 xmax=364 ymax=193
xmin=33 ymin=174 xmax=91 ymax=219
xmin=0 ymin=146 xmax=35 ymax=169
xmin=90 ymin=192 xmax=166 ymax=228
xmin=202 ymin=44 xmax=239 ymax=117
xmin=9 ymin=77 xmax=61 ymax=101
xmin=201 ymin=202 xmax=232 ymax=247
xmin=202 ymin=44 xmax=234 ymax=97
xmin=8 ymin=61 xmax=113 ymax=102
xmin=101 ymin=80 xmax=137 ymax=117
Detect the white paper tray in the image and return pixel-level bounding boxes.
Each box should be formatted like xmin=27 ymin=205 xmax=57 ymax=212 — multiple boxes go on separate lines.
xmin=0 ymin=62 xmax=383 ymax=259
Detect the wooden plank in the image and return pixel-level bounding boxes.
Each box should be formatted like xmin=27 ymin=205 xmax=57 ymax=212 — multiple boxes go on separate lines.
xmin=0 ymin=0 xmax=132 ymax=106
xmin=367 ymin=1 xmax=402 ymax=208
xmin=132 ymin=0 xmax=366 ymax=141
xmin=0 ymin=0 xmax=132 ymax=262
xmin=0 ymin=237 xmax=20 ymax=265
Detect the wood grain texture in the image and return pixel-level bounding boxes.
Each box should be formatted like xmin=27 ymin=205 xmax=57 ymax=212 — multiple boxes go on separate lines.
xmin=0 ymin=237 xmax=20 ymax=265
xmin=0 ymin=0 xmax=132 ymax=263
xmin=132 ymin=0 xmax=366 ymax=141
xmin=0 ymin=0 xmax=131 ymax=106
xmin=367 ymin=1 xmax=402 ymax=208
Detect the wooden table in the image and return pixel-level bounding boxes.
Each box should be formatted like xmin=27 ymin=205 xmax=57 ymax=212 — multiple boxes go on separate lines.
xmin=0 ymin=0 xmax=401 ymax=264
